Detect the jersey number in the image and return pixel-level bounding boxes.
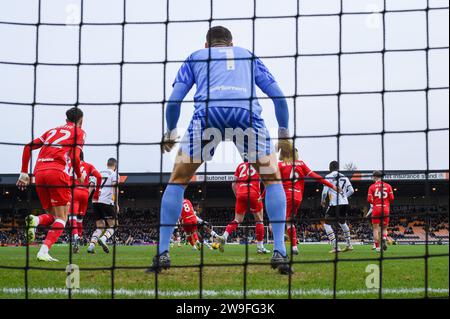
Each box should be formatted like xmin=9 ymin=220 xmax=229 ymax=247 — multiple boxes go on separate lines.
xmin=45 ymin=129 xmax=71 ymax=148
xmin=183 ymin=203 xmax=191 ymax=212
xmin=374 ymin=188 xmax=388 ymax=199
xmin=239 ymin=165 xmax=256 ymax=179
xmin=219 ymin=48 xmax=235 ymax=71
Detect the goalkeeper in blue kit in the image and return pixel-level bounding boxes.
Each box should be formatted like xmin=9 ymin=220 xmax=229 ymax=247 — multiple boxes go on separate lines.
xmin=147 ymin=26 xmax=293 ymax=274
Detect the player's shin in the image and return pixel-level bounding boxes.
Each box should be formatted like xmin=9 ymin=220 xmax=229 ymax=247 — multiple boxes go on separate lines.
xmin=90 ymin=229 xmax=103 ymax=245
xmin=69 ymin=216 xmax=78 ymax=238
xmin=100 ymin=227 xmax=115 ymax=243
xmin=255 ymin=222 xmax=265 ymax=247
xmin=224 ymin=220 xmax=239 ymax=240
xmin=287 ymin=226 xmax=297 ymax=248
xmin=324 ymin=224 xmax=337 ymax=247
xmin=265 ymin=184 xmax=287 ymax=257
xmin=42 ymin=218 xmax=66 ymax=251
xmin=77 ymin=217 xmax=83 ymax=237
xmin=339 ymin=223 xmax=351 ymax=246
xmin=159 ymin=184 xmax=185 ymax=255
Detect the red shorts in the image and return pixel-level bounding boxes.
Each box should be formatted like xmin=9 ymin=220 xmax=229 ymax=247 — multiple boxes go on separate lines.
xmin=285 ymin=191 xmax=302 ymax=219
xmin=69 ymin=188 xmax=90 ymax=217
xmin=35 ymin=170 xmax=71 ymax=210
xmin=371 ymin=207 xmax=390 ymax=226
xmin=182 ymin=217 xmax=198 ymax=234
xmin=235 ymin=189 xmax=263 ymax=215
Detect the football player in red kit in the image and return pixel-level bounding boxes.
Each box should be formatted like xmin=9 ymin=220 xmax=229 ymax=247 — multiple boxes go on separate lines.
xmin=218 ymin=162 xmax=271 ymax=254
xmin=179 ymin=199 xmax=219 ymax=250
xmin=17 ymin=107 xmax=86 ymax=262
xmin=278 ymin=147 xmax=338 ymax=255
xmin=367 ymin=170 xmax=395 ymax=252
xmin=68 ymin=151 xmax=102 ymax=253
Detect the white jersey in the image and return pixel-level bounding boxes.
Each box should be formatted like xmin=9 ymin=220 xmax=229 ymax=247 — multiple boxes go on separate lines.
xmin=97 ymin=168 xmax=120 ymax=205
xmin=321 ymin=171 xmax=354 ymax=206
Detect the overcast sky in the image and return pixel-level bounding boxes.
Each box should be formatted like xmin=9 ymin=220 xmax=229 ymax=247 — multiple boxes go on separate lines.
xmin=0 ymin=0 xmax=448 ymax=174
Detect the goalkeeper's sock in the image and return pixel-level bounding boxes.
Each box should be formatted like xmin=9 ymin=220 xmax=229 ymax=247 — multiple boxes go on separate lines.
xmin=339 ymin=223 xmax=351 ymax=246
xmin=265 ymin=184 xmax=287 ymax=257
xmin=38 ymin=213 xmax=55 ymax=226
xmin=287 ymin=226 xmax=298 ymax=248
xmin=324 ymin=223 xmax=337 ymax=247
xmin=159 ymin=184 xmax=184 ymax=255
xmin=255 ymin=222 xmax=264 ymax=243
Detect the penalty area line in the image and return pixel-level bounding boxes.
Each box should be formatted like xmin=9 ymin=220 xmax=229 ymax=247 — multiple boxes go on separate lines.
xmin=0 ymin=287 xmax=448 ymax=297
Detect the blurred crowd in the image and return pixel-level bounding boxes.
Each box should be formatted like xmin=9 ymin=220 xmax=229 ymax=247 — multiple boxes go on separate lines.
xmin=0 ymin=205 xmax=448 ymax=246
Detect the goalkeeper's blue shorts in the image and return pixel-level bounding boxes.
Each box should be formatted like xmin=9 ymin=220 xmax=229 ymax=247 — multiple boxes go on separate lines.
xmin=179 ymin=106 xmax=274 ymax=162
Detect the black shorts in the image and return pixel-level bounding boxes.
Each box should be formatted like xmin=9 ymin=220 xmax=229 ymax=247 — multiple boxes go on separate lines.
xmin=93 ymin=203 xmax=117 ymax=220
xmin=325 ymin=205 xmax=349 ymax=224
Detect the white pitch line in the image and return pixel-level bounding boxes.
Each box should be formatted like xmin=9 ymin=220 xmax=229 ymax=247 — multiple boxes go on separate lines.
xmin=0 ymin=287 xmax=448 ymax=297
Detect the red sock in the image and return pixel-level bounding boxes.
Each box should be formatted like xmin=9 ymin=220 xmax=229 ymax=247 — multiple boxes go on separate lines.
xmin=187 ymin=235 xmax=195 ymax=246
xmin=43 ymin=219 xmax=66 ymax=249
xmin=192 ymin=232 xmax=199 ymax=242
xmin=287 ymin=227 xmax=297 ymax=248
xmin=38 ymin=214 xmax=55 ymax=226
xmin=225 ymin=220 xmax=239 ymax=235
xmin=375 ymin=241 xmax=380 ymax=248
xmin=77 ymin=220 xmax=83 ymax=237
xmin=69 ymin=218 xmax=78 ymax=237
xmin=255 ymin=223 xmax=264 ymax=242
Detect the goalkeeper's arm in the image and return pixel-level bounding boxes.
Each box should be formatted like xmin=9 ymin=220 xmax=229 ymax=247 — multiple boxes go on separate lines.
xmin=263 ymin=82 xmax=289 ymax=139
xmin=162 ymin=83 xmax=191 ymax=152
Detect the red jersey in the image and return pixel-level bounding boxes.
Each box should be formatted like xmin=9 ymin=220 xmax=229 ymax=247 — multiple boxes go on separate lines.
xmin=77 ymin=161 xmax=102 ymax=198
xmin=180 ymin=199 xmax=197 ymax=223
xmin=278 ymin=160 xmax=312 ymax=193
xmin=24 ymin=122 xmax=85 ymax=177
xmin=234 ymin=162 xmax=261 ymax=194
xmin=368 ymin=181 xmax=395 ymax=212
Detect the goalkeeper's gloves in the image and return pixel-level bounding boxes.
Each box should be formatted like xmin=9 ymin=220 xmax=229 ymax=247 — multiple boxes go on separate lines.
xmin=16 ymin=172 xmax=30 ymax=191
xmin=161 ymin=129 xmax=180 ymax=153
xmin=276 ymin=127 xmax=293 ymax=152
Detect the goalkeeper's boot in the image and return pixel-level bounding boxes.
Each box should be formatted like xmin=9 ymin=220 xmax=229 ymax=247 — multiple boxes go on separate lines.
xmin=342 ymin=244 xmax=354 ymax=252
xmin=25 ymin=215 xmax=38 ymax=243
xmin=37 ymin=252 xmax=59 ymax=262
xmin=146 ymin=251 xmax=171 ymax=274
xmin=257 ymin=246 xmax=271 ymax=254
xmin=271 ymin=251 xmax=293 ymax=275
xmin=98 ymin=237 xmax=110 ymax=254
xmin=216 ymin=235 xmax=226 ymax=253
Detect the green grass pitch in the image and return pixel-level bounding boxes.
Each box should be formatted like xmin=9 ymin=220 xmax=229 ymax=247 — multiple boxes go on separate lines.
xmin=0 ymin=244 xmax=448 ymax=299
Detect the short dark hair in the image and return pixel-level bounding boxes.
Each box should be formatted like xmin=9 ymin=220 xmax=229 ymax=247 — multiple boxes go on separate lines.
xmin=80 ymin=151 xmax=84 ymax=161
xmin=206 ymin=26 xmax=232 ymax=46
xmin=107 ymin=158 xmax=117 ymax=167
xmin=373 ymin=170 xmax=383 ymax=178
xmin=66 ymin=107 xmax=83 ymax=124
xmin=329 ymin=161 xmax=339 ymax=172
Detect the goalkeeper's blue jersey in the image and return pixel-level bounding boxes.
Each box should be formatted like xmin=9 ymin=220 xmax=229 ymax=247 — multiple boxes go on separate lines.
xmin=173 ymin=46 xmax=277 ymax=115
